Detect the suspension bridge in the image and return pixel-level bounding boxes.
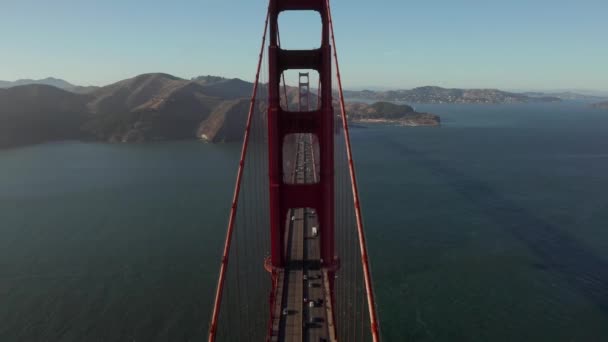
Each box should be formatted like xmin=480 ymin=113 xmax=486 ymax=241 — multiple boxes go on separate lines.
xmin=208 ymin=1 xmax=380 ymax=340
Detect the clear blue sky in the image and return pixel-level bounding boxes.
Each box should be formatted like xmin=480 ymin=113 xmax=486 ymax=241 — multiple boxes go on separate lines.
xmin=1 ymin=0 xmax=606 ymax=91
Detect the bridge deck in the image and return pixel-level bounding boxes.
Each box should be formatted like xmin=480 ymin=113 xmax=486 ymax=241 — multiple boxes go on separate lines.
xmin=270 ymin=135 xmax=336 ymax=342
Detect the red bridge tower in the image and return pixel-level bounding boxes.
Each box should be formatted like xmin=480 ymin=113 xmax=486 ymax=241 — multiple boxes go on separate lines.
xmin=267 ymin=0 xmax=336 ymax=279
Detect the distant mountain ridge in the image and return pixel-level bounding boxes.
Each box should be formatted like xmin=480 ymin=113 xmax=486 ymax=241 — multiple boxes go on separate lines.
xmin=0 ymin=77 xmax=99 ymax=94
xmin=522 ymin=91 xmax=607 ymax=102
xmin=3 ymin=76 xmax=603 ymax=104
xmin=344 ymin=86 xmax=562 ymax=104
xmin=0 ymin=77 xmax=74 ymax=89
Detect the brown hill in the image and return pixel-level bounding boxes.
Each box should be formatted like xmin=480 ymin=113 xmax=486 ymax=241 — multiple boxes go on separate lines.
xmin=193 ymin=77 xmax=255 ymax=100
xmin=83 ymin=74 xmax=225 ymax=142
xmin=87 ymin=73 xmax=189 ymax=114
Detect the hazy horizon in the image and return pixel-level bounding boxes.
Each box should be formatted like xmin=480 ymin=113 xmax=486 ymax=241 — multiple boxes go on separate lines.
xmin=2 ymin=73 xmax=608 ymax=96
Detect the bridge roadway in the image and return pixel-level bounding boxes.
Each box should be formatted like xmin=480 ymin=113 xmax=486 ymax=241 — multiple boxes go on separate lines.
xmin=270 ymin=135 xmax=337 ymax=342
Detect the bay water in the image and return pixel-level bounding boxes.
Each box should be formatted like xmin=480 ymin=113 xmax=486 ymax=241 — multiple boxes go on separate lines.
xmin=1 ymin=102 xmax=607 ymax=341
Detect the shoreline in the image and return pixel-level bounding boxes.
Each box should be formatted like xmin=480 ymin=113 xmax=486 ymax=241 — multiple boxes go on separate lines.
xmin=352 ymin=118 xmax=440 ymax=127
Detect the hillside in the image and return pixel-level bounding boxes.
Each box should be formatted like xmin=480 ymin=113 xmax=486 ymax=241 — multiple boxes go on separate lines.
xmin=344 ymin=86 xmax=561 ymax=104
xmin=83 ymin=73 xmax=227 ymax=142
xmin=192 ymin=76 xmax=254 ymax=99
xmin=197 ymin=99 xmax=252 ymax=142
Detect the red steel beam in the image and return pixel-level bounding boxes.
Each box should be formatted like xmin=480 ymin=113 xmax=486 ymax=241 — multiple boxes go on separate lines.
xmin=277 ymin=0 xmax=324 ymax=12
xmin=278 ymin=49 xmax=323 ymax=71
xmin=207 ymin=6 xmax=271 ymax=342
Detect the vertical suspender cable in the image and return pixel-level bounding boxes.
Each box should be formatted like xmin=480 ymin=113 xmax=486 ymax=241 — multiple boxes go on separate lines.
xmin=208 ymin=5 xmax=271 ymax=342
xmin=325 ymin=0 xmax=381 ymax=340
xmin=277 ymin=29 xmax=290 ymax=111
